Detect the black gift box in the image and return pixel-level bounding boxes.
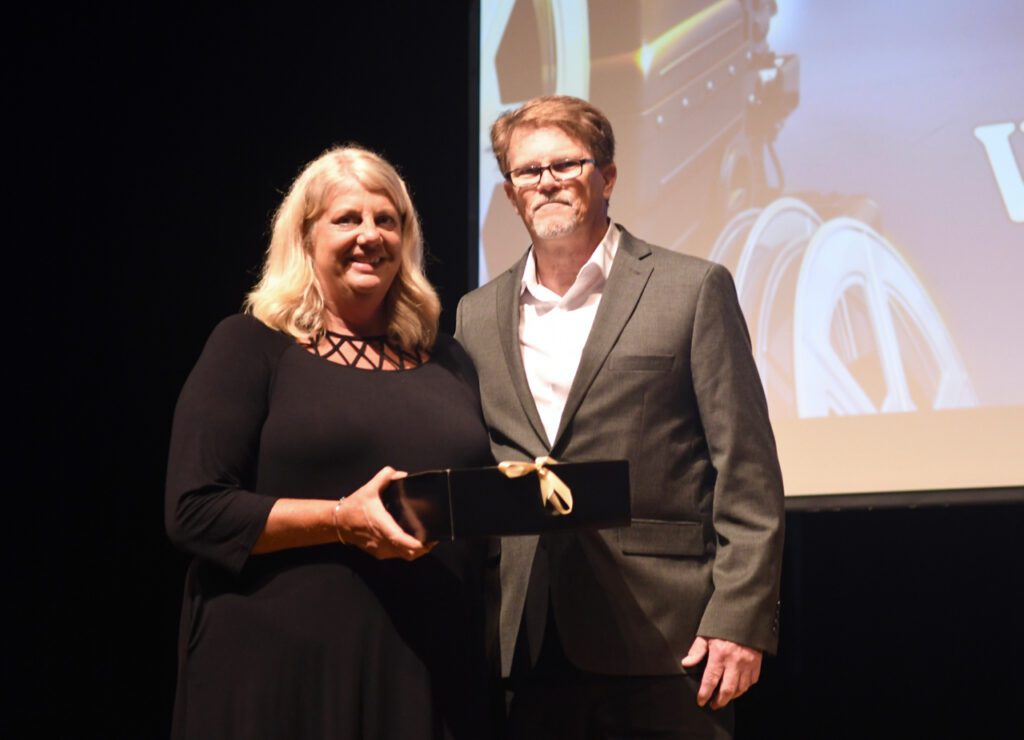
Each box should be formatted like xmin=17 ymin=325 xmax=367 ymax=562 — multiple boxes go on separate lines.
xmin=383 ymin=460 xmax=631 ymax=540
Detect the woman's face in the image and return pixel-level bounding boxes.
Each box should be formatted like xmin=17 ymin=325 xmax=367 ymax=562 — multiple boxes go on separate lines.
xmin=310 ymin=178 xmax=403 ymax=329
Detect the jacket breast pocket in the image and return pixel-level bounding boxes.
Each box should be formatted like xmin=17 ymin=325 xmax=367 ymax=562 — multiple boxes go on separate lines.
xmin=607 ymin=353 xmax=674 ymax=372
xmin=617 ymin=519 xmax=708 ymax=557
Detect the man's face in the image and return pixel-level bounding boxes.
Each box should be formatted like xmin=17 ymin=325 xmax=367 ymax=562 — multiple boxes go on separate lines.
xmin=503 ymin=125 xmax=616 ymax=244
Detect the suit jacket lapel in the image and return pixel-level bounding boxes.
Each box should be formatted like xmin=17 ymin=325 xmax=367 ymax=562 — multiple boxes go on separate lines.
xmin=552 ymin=228 xmax=654 ymax=449
xmin=496 ymin=252 xmax=550 ymax=452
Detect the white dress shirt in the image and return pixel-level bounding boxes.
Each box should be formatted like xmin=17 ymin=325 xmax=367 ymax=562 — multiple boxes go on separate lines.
xmin=520 ymin=223 xmax=621 ymax=446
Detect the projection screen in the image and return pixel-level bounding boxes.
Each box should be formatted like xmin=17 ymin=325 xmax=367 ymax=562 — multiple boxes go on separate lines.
xmin=475 ymin=0 xmax=1023 ymax=497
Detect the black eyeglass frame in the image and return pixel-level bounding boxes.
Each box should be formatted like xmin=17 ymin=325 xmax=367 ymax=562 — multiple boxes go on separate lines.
xmin=503 ymin=158 xmax=599 ymax=186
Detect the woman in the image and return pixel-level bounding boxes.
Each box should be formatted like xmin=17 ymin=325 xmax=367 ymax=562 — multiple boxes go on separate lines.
xmin=166 ymin=146 xmax=493 ymax=739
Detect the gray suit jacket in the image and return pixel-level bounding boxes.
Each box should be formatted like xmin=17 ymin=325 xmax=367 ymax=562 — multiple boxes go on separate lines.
xmin=455 ymin=227 xmax=784 ymax=677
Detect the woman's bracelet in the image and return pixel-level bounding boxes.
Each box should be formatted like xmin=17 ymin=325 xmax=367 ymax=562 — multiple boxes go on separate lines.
xmin=332 ymin=496 xmax=349 ymax=545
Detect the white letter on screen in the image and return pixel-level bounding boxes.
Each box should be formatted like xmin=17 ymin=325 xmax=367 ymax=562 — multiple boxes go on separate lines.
xmin=973 ymin=122 xmax=1024 ymax=224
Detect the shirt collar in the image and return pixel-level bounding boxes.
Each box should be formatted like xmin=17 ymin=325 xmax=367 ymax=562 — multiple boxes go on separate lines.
xmin=520 ymin=222 xmax=621 ymax=304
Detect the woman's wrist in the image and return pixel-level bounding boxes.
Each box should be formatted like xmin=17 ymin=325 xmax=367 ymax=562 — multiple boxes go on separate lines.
xmin=332 ymin=496 xmax=349 ymax=545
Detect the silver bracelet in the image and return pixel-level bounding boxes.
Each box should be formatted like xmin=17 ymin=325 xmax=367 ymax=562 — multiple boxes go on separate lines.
xmin=332 ymin=496 xmax=349 ymax=545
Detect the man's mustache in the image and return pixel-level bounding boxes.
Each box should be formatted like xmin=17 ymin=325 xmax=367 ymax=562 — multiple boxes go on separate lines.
xmin=532 ymin=197 xmax=572 ymax=212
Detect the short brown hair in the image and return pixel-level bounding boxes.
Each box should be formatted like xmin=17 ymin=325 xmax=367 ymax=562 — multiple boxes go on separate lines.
xmin=490 ymin=95 xmax=616 ymax=174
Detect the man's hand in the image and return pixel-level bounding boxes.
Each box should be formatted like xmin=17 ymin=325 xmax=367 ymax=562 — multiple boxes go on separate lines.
xmin=681 ymin=636 xmax=762 ymax=710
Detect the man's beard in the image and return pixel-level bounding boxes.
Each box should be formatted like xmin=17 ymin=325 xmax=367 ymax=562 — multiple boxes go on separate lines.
xmin=532 ymin=206 xmax=579 ymax=239
xmin=534 ymin=219 xmax=578 ymax=239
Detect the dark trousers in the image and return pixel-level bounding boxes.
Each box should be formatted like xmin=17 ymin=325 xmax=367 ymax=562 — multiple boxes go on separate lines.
xmin=505 ymin=611 xmax=734 ymax=740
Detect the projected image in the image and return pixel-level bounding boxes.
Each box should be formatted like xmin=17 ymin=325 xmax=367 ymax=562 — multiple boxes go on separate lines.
xmin=478 ymin=0 xmax=1022 ymax=426
xmin=709 ymin=202 xmax=977 ymax=419
xmin=478 ymin=0 xmax=1024 ymax=494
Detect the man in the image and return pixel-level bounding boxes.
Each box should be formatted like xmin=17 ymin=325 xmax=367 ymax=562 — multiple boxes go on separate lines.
xmin=456 ymin=95 xmax=784 ymax=739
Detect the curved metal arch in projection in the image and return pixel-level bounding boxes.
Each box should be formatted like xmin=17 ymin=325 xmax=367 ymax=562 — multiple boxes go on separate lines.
xmin=711 ymin=198 xmax=976 ymax=419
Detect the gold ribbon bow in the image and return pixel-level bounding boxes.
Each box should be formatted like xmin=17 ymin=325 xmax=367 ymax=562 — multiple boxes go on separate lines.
xmin=497 ymin=456 xmax=573 ymax=515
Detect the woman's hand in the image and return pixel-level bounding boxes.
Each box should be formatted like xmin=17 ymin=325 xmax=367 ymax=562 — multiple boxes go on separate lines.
xmin=336 ymin=467 xmax=435 ymax=560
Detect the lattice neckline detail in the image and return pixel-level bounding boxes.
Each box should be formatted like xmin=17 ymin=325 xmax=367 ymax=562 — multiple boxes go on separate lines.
xmin=307 ymin=331 xmax=425 ymax=371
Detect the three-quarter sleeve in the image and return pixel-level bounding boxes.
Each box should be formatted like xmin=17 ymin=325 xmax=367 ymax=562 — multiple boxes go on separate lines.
xmin=165 ymin=314 xmax=292 ymax=574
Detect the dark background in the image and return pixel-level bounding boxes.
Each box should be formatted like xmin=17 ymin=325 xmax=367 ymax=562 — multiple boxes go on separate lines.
xmin=12 ymin=4 xmax=1021 ymax=738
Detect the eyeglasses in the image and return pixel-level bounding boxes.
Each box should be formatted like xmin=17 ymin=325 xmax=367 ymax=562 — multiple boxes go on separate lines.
xmin=504 ymin=158 xmax=598 ymax=187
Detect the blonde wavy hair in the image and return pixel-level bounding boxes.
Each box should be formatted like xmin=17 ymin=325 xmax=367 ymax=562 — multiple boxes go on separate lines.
xmin=245 ymin=145 xmax=440 ymax=352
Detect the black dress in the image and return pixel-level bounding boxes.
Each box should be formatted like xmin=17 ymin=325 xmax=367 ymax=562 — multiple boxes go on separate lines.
xmin=166 ymin=315 xmax=493 ymax=739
